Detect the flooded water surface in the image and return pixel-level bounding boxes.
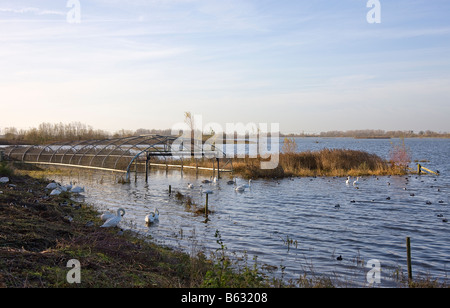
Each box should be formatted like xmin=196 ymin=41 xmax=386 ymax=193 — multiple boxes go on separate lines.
xmin=52 ymin=138 xmax=449 ymax=287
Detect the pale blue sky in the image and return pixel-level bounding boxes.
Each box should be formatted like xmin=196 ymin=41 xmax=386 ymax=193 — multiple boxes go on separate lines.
xmin=1 ymin=0 xmax=449 ymax=134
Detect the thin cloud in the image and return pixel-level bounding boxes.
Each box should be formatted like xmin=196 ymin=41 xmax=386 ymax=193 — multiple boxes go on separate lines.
xmin=0 ymin=7 xmax=65 ymax=16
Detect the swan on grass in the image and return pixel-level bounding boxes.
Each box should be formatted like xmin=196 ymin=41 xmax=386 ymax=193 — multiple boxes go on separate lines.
xmin=46 ymin=182 xmax=60 ymax=190
xmin=63 ymin=182 xmax=73 ymax=192
xmin=101 ymin=208 xmax=126 ymax=221
xmin=50 ymin=188 xmax=62 ymax=196
xmin=145 ymin=209 xmax=160 ymax=224
xmin=101 ymin=208 xmax=126 ymax=228
xmin=72 ymin=186 xmax=85 ymax=194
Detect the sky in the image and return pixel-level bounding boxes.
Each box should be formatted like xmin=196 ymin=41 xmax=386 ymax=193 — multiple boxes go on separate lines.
xmin=0 ymin=0 xmax=449 ymax=134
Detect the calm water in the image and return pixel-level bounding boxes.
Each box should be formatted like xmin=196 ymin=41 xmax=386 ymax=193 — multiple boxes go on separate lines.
xmin=52 ymin=138 xmax=449 ymax=287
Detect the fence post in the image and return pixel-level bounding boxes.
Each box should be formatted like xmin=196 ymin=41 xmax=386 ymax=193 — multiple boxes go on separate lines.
xmin=406 ymin=237 xmax=413 ymax=284
xmin=205 ymin=193 xmax=209 ymax=217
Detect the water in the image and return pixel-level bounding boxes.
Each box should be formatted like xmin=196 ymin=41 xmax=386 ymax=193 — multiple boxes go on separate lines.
xmin=52 ymin=138 xmax=449 ymax=287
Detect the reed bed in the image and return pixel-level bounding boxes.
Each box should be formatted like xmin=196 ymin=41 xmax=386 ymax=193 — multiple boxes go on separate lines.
xmin=233 ymin=149 xmax=398 ymax=179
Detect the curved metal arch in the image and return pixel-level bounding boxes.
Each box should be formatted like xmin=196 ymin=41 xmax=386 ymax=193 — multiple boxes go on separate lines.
xmin=113 ymin=135 xmax=174 ymax=170
xmin=36 ymin=142 xmax=65 ymax=162
xmin=75 ymin=141 xmax=109 ymax=166
xmin=49 ymin=140 xmax=77 ymax=163
xmin=87 ymin=137 xmax=129 ymax=167
xmin=20 ymin=145 xmax=38 ymax=162
xmin=60 ymin=139 xmax=93 ymax=164
xmin=67 ymin=139 xmax=102 ymax=165
xmin=112 ymin=136 xmax=161 ymax=170
xmin=100 ymin=135 xmax=148 ymax=168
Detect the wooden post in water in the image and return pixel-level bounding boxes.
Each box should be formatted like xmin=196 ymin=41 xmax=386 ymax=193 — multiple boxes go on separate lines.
xmin=417 ymin=164 xmax=422 ymax=175
xmin=145 ymin=152 xmax=149 ymax=183
xmin=169 ymin=185 xmax=172 ymax=195
xmin=205 ymin=193 xmax=209 ymax=217
xmin=217 ymin=158 xmax=220 ymax=179
xmin=134 ymin=160 xmax=138 ymax=183
xmin=406 ymin=237 xmax=413 ymax=283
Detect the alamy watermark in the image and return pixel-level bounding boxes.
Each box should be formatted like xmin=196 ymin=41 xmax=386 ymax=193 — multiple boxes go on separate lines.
xmin=66 ymin=259 xmax=81 ymax=284
xmin=367 ymin=0 xmax=381 ymax=24
xmin=171 ymin=115 xmax=280 ymax=170
xmin=66 ymin=0 xmax=81 ymax=24
xmin=366 ymin=259 xmax=382 ymax=285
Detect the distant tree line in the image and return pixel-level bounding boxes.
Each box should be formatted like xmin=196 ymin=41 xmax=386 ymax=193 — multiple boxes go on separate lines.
xmin=0 ymin=122 xmax=173 ymax=145
xmin=1 ymin=123 xmax=448 ymax=145
xmin=282 ymin=129 xmax=450 ymax=138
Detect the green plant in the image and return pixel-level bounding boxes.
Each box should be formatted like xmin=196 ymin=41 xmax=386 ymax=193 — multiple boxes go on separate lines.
xmin=0 ymin=162 xmax=14 ymax=177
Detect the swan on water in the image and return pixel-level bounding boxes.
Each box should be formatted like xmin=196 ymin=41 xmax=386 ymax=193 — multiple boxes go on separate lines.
xmin=235 ymin=185 xmax=246 ymax=192
xmin=353 ymin=177 xmax=360 ymax=186
xmin=346 ymin=177 xmax=351 ymax=185
xmin=101 ymin=208 xmax=126 ymax=228
xmin=227 ymin=178 xmax=236 ymax=185
xmin=145 ymin=209 xmax=160 ymax=224
xmin=202 ymin=177 xmax=212 ymax=184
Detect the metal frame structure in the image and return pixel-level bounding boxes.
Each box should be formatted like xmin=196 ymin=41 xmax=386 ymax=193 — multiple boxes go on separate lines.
xmin=5 ymin=135 xmax=227 ymax=181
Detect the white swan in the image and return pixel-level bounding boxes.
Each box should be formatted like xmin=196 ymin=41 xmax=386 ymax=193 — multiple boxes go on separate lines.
xmin=101 ymin=208 xmax=126 ymax=228
xmin=100 ymin=208 xmax=125 ymax=221
xmin=50 ymin=188 xmax=63 ymax=196
xmin=145 ymin=209 xmax=160 ymax=224
xmin=346 ymin=176 xmax=351 ymax=185
xmin=46 ymin=182 xmax=60 ymax=190
xmin=235 ymin=185 xmax=246 ymax=192
xmin=64 ymin=182 xmax=73 ymax=192
xmin=72 ymin=186 xmax=85 ymax=194
xmin=244 ymin=179 xmax=252 ymax=188
xmin=353 ymin=177 xmax=360 ymax=186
